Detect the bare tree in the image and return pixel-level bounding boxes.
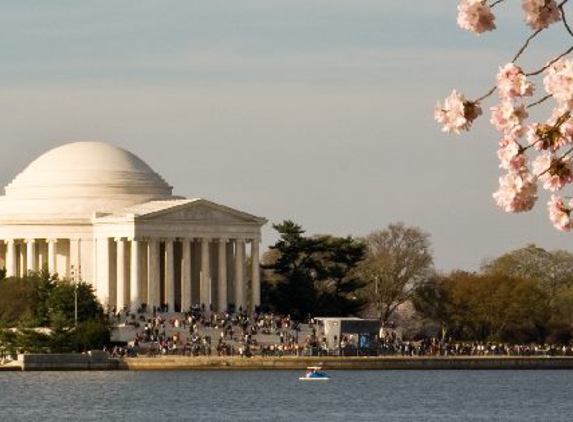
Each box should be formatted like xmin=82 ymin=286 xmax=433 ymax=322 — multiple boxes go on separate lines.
xmin=357 ymin=222 xmax=433 ymax=325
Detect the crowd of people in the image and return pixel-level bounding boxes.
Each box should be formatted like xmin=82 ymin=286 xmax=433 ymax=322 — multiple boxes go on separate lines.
xmin=377 ymin=332 xmax=573 ymax=357
xmin=108 ymin=304 xmax=573 ymax=359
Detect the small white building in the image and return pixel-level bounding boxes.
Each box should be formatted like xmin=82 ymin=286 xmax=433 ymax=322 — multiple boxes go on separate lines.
xmin=0 ymin=141 xmax=266 ymax=312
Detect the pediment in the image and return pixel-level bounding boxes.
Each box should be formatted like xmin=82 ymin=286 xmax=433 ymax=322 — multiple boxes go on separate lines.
xmin=140 ymin=200 xmax=264 ymax=225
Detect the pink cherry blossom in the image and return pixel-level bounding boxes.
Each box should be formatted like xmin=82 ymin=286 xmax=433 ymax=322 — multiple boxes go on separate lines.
xmin=548 ymin=195 xmax=573 ymax=231
xmin=496 ymin=63 xmax=534 ymax=99
xmin=497 ymin=138 xmax=528 ymax=171
xmin=533 ymin=152 xmax=573 ymax=191
xmin=557 ymin=113 xmax=573 ymax=146
xmin=544 ymin=58 xmax=573 ymax=108
xmin=457 ymin=0 xmax=496 ymax=34
xmin=522 ymin=0 xmax=561 ymax=30
xmin=493 ymin=170 xmax=538 ymax=212
xmin=435 ymin=90 xmax=482 ymax=134
xmin=526 ymin=122 xmax=564 ymax=151
xmin=490 ymin=100 xmax=528 ymax=139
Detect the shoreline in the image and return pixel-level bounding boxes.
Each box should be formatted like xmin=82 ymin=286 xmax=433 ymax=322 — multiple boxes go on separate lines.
xmin=6 ymin=354 xmax=573 ymax=371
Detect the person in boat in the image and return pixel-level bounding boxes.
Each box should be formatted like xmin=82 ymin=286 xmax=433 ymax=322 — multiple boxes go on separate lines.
xmin=306 ymin=367 xmax=326 ymax=378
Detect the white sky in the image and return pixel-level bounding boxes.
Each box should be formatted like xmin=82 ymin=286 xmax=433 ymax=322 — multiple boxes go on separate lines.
xmin=1 ymin=0 xmax=572 ymax=271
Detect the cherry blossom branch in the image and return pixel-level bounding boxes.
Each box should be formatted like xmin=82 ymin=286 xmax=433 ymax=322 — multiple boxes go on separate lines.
xmin=555 ymin=110 xmax=570 ymax=126
xmin=473 ymin=28 xmax=545 ymax=102
xmin=520 ymin=110 xmax=570 ymax=153
xmin=474 ymin=87 xmax=496 ymax=103
xmin=560 ymin=146 xmax=573 ymax=160
xmin=512 ymin=29 xmax=544 ymax=64
xmin=518 ymin=1 xmax=573 ymax=76
xmin=473 ymin=28 xmax=550 ymax=103
xmin=536 ymin=146 xmax=573 ymax=179
xmin=559 ymin=0 xmax=573 ymax=38
xmin=474 ymin=1 xmax=570 ymax=100
xmin=527 ymin=94 xmax=552 ymax=108
xmin=438 ymin=1 xmax=573 ymax=227
xmin=526 ymin=45 xmax=573 ymax=76
xmin=489 ymin=0 xmax=506 ymax=8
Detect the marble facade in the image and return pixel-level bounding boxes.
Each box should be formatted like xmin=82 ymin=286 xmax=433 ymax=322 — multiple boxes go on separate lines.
xmin=0 ymin=142 xmax=266 ymax=312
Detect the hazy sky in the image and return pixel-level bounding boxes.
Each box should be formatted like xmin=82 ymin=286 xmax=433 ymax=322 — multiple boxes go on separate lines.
xmin=1 ymin=0 xmax=571 ymax=271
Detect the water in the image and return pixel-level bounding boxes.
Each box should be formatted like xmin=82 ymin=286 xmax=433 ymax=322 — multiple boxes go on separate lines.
xmin=1 ymin=370 xmax=572 ymax=421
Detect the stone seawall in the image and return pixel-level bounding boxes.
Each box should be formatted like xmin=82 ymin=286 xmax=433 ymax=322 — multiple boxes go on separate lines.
xmin=120 ymin=356 xmax=573 ymax=370
xmin=7 ymin=355 xmax=573 ymax=371
xmin=17 ymin=351 xmax=119 ymax=371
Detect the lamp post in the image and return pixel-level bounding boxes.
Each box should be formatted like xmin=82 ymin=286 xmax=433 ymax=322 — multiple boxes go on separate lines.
xmin=73 ymin=240 xmax=82 ymax=328
xmin=75 ymin=280 xmax=78 ymax=328
xmin=71 ymin=264 xmax=81 ymax=328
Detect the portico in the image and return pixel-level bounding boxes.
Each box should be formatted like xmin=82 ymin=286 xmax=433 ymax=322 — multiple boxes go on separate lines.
xmin=92 ymin=198 xmax=264 ymax=312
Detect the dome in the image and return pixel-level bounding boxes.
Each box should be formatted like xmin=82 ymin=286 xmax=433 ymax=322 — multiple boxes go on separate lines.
xmin=0 ymin=141 xmax=175 ymax=220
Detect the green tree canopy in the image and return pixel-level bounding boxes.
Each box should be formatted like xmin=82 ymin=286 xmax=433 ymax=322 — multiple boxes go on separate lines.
xmin=413 ymin=271 xmax=553 ymax=343
xmin=262 ymin=220 xmax=367 ymax=320
xmin=0 ymin=271 xmax=110 ymax=353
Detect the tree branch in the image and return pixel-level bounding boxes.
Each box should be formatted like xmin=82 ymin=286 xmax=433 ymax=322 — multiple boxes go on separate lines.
xmin=475 ymin=87 xmax=497 ymax=103
xmin=526 ymin=45 xmax=573 ymax=76
xmin=527 ymin=94 xmax=552 ymax=108
xmin=559 ymin=0 xmax=572 ymax=39
xmin=512 ymin=29 xmax=544 ymax=63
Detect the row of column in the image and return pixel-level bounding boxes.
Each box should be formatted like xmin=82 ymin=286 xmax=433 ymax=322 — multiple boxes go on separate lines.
xmin=0 ymin=236 xmax=262 ymax=315
xmin=1 ymin=239 xmax=59 ymax=277
xmin=112 ymin=237 xmax=260 ymax=314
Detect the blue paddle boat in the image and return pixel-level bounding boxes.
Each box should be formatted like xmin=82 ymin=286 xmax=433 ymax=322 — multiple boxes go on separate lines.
xmin=299 ymin=366 xmax=331 ymax=381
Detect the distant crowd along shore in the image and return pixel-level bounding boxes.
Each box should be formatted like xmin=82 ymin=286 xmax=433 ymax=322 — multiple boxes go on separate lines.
xmin=106 ymin=304 xmax=573 ymax=359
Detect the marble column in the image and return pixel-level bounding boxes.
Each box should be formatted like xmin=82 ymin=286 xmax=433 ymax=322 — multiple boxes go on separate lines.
xmin=165 ymin=239 xmax=174 ymax=312
xmin=147 ymin=239 xmax=160 ymax=308
xmin=95 ymin=237 xmax=111 ymax=307
xmin=234 ymin=238 xmax=245 ymax=311
xmin=181 ymin=239 xmax=192 ymax=312
xmin=37 ymin=241 xmax=45 ymax=270
xmin=6 ymin=240 xmax=16 ymax=277
xmin=26 ymin=239 xmax=36 ymax=274
xmin=0 ymin=241 xmax=5 ymax=271
xmin=116 ymin=237 xmax=127 ymax=310
xmin=200 ymin=237 xmax=211 ymax=307
xmin=251 ymin=239 xmax=261 ymax=311
xmin=47 ymin=239 xmax=58 ymax=275
xmin=217 ymin=238 xmax=227 ymax=312
xmin=130 ymin=238 xmax=141 ymax=310
xmin=226 ymin=241 xmax=235 ymax=304
xmin=19 ymin=243 xmax=26 ymax=277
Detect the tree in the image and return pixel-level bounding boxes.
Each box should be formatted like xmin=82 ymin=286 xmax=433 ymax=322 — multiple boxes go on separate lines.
xmin=262 ymin=221 xmax=319 ymax=320
xmin=46 ymin=280 xmax=105 ymax=327
xmin=435 ymin=1 xmax=573 ymax=231
xmin=449 ymin=272 xmax=550 ymax=342
xmin=0 ymin=273 xmax=111 ymax=352
xmin=262 ymin=220 xmax=367 ymax=320
xmin=411 ymin=273 xmax=456 ymax=339
xmin=32 ymin=269 xmax=59 ymax=327
xmin=356 ymin=222 xmax=434 ymax=325
xmin=313 ymin=235 xmax=368 ymax=316
xmin=0 ymin=276 xmax=39 ymax=327
xmin=414 ymin=270 xmax=552 ymax=343
xmin=482 ymin=244 xmax=573 ymax=310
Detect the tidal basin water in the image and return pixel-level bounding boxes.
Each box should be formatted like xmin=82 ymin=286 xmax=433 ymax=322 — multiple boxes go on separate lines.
xmin=1 ymin=369 xmax=573 ymax=421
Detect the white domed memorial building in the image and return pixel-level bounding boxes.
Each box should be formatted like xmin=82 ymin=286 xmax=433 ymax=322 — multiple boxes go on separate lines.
xmin=0 ymin=142 xmax=266 ymax=313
